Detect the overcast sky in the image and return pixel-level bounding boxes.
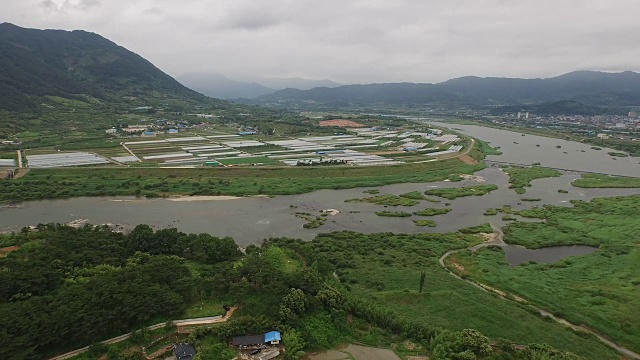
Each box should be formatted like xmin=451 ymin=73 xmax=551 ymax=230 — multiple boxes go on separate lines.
xmin=3 ymin=0 xmax=640 ymax=84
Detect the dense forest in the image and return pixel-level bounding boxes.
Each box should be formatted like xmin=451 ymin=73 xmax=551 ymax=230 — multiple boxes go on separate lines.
xmin=0 ymin=224 xmax=590 ymax=359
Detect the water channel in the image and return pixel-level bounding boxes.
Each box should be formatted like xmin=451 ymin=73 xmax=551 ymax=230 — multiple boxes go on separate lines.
xmin=430 ymin=121 xmax=640 ymax=177
xmin=2 ymin=125 xmax=639 ymax=267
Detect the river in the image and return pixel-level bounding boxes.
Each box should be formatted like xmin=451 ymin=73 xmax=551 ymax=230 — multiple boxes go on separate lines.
xmin=2 ymin=167 xmax=639 ymax=246
xmin=429 ymin=122 xmax=640 ymax=177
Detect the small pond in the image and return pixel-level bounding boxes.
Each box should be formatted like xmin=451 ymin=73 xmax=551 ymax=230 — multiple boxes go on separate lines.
xmin=504 ymin=245 xmax=599 ymax=266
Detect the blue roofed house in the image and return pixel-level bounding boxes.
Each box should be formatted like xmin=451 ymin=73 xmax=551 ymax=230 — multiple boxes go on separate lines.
xmin=264 ymin=331 xmax=281 ymax=345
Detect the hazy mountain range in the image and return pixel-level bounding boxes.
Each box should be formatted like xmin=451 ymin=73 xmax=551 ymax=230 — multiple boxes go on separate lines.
xmin=1 ymin=23 xmax=639 ymax=117
xmin=239 ymin=71 xmax=640 ymax=112
xmin=177 ymin=73 xmax=341 ymax=99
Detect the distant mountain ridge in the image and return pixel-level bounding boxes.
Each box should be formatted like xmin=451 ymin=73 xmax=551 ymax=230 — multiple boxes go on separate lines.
xmin=0 ymin=23 xmax=221 ymax=112
xmin=240 ymin=71 xmax=640 ymax=110
xmin=178 ymin=73 xmax=275 ymax=100
xmin=178 ymin=73 xmax=341 ymax=99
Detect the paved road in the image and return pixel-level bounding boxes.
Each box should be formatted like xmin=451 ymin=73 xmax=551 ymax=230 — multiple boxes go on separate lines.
xmin=439 ymin=227 xmax=640 ymax=360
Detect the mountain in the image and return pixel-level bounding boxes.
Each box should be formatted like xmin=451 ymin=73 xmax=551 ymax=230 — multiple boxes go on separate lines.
xmin=0 ymin=23 xmax=223 ymax=112
xmin=250 ymin=77 xmax=341 ymax=91
xmin=177 ymin=73 xmax=342 ymax=99
xmin=178 ymin=73 xmax=275 ymax=99
xmin=242 ymin=71 xmax=640 ymax=110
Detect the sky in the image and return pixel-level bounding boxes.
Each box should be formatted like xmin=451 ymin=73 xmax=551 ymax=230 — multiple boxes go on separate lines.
xmin=2 ymin=0 xmax=640 ymax=84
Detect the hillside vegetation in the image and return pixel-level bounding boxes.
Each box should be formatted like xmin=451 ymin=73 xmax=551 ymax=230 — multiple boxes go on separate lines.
xmin=0 ymin=224 xmax=607 ymax=360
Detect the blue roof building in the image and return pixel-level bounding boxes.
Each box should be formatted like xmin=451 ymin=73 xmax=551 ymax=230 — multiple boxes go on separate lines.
xmin=264 ymin=331 xmax=281 ymax=345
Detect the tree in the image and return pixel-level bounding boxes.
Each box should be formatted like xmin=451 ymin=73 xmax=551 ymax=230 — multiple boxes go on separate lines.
xmin=282 ymin=330 xmax=306 ymax=360
xmin=279 ymin=288 xmax=308 ymax=325
xmin=419 ymin=271 xmax=426 ymax=293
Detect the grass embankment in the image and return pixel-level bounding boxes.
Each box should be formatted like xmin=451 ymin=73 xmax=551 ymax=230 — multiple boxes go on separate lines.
xmin=450 ymin=195 xmax=640 ymax=353
xmin=400 ymin=191 xmax=441 ymax=202
xmin=572 ymin=174 xmax=640 ymax=188
xmin=295 ymin=212 xmax=327 ymax=229
xmin=607 ymin=152 xmax=628 ymax=157
xmin=459 ymin=223 xmax=493 ymax=234
xmin=375 ymin=211 xmax=412 ymax=217
xmin=0 ymin=158 xmax=484 ymax=202
xmin=299 ymin=232 xmax=618 ymax=359
xmin=346 ymin=195 xmax=420 ymax=207
xmin=502 ymin=166 xmax=562 ymax=194
xmin=413 ymin=219 xmax=437 ymax=227
xmin=413 ymin=208 xmax=452 ymax=216
xmin=425 ymin=185 xmax=499 ymax=200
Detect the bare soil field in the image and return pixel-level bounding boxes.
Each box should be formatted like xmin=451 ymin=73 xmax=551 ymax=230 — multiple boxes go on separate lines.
xmin=0 ymin=245 xmax=20 ymax=257
xmin=340 ymin=344 xmax=401 ymax=360
xmin=319 ymin=119 xmax=366 ymax=128
xmin=303 ymin=350 xmax=351 ymax=360
xmin=305 ymin=345 xmax=401 ymax=360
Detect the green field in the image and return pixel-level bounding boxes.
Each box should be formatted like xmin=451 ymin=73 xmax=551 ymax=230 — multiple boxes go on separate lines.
xmin=282 ymin=231 xmax=619 ymax=359
xmin=451 ymin=195 xmax=640 ymax=353
xmin=572 ymin=174 xmax=640 ymax=188
xmin=502 ymin=166 xmax=562 ymax=194
xmin=424 ymin=184 xmax=499 ymax=200
xmin=0 ymin=158 xmax=483 ymax=202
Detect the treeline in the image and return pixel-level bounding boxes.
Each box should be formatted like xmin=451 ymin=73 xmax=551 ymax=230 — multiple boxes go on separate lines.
xmin=0 ymin=225 xmax=585 ymax=359
xmin=0 ymin=224 xmax=241 ymax=359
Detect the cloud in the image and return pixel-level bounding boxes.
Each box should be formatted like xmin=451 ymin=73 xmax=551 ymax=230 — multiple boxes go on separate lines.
xmin=5 ymin=0 xmax=640 ymax=83
xmin=36 ymin=0 xmax=100 ymax=13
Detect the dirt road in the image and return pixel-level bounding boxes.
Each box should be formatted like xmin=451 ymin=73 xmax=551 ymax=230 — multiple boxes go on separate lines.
xmin=439 ymin=226 xmax=640 ymax=360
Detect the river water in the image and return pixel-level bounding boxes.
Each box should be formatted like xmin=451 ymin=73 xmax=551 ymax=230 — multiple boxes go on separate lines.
xmin=2 ymin=124 xmax=639 ymax=267
xmin=504 ymin=245 xmax=599 ymax=266
xmin=2 ymin=167 xmax=639 ymax=247
xmin=430 ymin=122 xmax=640 ymax=177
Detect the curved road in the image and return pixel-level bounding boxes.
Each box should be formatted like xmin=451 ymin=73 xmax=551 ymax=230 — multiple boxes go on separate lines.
xmin=49 ymin=307 xmax=237 ymax=360
xmin=439 ymin=225 xmax=640 ymax=360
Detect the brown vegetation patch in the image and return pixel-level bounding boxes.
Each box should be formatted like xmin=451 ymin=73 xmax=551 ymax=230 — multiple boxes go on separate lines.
xmin=458 ymin=154 xmax=479 ymax=165
xmin=0 ymin=245 xmax=20 ymax=257
xmin=319 ymin=119 xmax=366 ymax=128
xmin=451 ymin=260 xmax=465 ymax=273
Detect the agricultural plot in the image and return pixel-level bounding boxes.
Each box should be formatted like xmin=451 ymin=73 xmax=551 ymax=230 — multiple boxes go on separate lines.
xmin=116 ymin=127 xmax=465 ymax=168
xmin=27 ymin=152 xmax=110 ymax=168
xmin=0 ymin=159 xmax=16 ymax=167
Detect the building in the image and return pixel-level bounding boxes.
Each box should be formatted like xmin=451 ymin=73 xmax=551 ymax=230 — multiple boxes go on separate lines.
xmin=597 ymin=133 xmax=610 ymax=139
xmin=232 ymin=334 xmax=265 ymax=347
xmin=232 ymin=331 xmax=282 ymax=348
xmin=629 ymin=111 xmax=638 ymax=118
xmin=121 ymin=126 xmax=148 ymax=133
xmin=264 ymin=331 xmax=281 ymax=345
xmin=142 ymin=131 xmax=157 ymax=137
xmin=167 ymin=128 xmax=179 ymax=134
xmin=173 ymin=343 xmax=196 ymax=360
xmin=238 ymin=131 xmax=257 ymax=136
xmin=105 ymin=128 xmax=117 ymax=135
